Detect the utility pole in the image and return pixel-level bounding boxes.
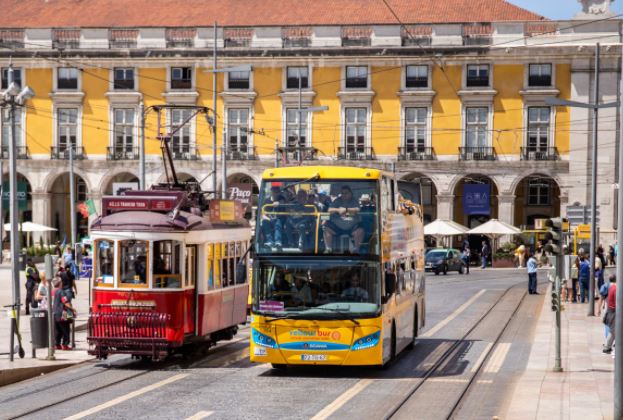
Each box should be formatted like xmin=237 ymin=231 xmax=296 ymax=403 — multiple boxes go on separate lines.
xmin=221 ymin=131 xmax=227 ymax=198
xmin=297 ymin=69 xmax=303 ymax=164
xmin=139 ymin=102 xmax=146 ymax=190
xmin=8 ymin=69 xmax=19 ymax=323
xmin=212 ymin=22 xmax=218 ymax=196
xmin=69 ymin=145 xmax=76 ymax=247
xmin=613 ymin=42 xmax=623 ymax=420
xmin=588 ymin=43 xmax=600 ymax=316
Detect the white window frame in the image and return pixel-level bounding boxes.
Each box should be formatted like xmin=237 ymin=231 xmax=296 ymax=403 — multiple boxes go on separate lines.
xmin=402 ymin=106 xmax=430 ymax=150
xmin=110 ymin=107 xmax=138 ymax=152
xmin=462 ymin=105 xmax=492 ymax=148
xmin=343 ymin=65 xmax=370 ymax=90
xmin=525 ymin=106 xmax=553 ymax=150
xmin=284 ymin=65 xmax=311 ymax=90
xmin=403 ymin=65 xmax=430 ymax=90
xmin=54 ymin=106 xmax=82 ymax=150
xmin=110 ymin=67 xmax=138 ymax=91
xmin=525 ymin=63 xmax=555 ymax=88
xmin=54 ymin=67 xmax=81 ymax=91
xmin=225 ymin=70 xmax=253 ymax=91
xmin=0 ymin=107 xmax=26 ymax=148
xmin=1 ymin=67 xmax=24 ymax=90
xmin=527 ymin=178 xmax=551 ymax=206
xmin=168 ymin=66 xmax=195 ymax=91
xmin=283 ymin=108 xmax=310 ymax=148
xmin=225 ymin=107 xmax=252 ymax=150
xmin=342 ymin=106 xmax=370 ymax=152
xmin=464 ymin=64 xmax=491 ymax=89
xmin=167 ymin=108 xmax=196 ymax=155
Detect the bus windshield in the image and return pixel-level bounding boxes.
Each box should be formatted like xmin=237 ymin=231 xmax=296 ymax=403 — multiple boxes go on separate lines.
xmin=254 ymin=259 xmax=381 ymax=317
xmin=256 ymin=179 xmax=378 ymax=255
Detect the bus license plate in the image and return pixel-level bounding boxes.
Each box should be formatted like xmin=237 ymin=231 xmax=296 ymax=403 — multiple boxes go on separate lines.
xmin=301 ymin=354 xmax=327 ymax=361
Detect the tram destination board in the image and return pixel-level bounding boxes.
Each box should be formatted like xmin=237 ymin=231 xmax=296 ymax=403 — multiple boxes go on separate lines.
xmin=102 ymin=196 xmax=178 ymax=214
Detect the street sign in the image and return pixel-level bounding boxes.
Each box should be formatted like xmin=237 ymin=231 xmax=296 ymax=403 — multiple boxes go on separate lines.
xmin=576 ymin=223 xmax=591 ymax=239
xmin=566 ymin=204 xmax=600 ymax=228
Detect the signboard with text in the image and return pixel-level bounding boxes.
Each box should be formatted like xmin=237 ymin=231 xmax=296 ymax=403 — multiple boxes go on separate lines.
xmin=2 ymin=181 xmax=28 ymax=211
xmin=463 ymin=184 xmax=490 ymax=216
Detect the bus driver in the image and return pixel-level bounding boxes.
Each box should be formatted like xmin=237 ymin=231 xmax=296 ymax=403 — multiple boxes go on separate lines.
xmin=323 ymin=185 xmax=364 ymax=253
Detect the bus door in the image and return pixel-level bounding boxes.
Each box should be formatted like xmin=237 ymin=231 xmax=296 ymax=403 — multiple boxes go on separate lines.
xmin=185 ymin=245 xmax=198 ymax=334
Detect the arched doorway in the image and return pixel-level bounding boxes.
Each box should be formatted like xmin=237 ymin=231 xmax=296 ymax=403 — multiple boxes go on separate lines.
xmin=401 ymin=173 xmax=437 ymax=224
xmin=227 ymin=173 xmax=259 ymax=220
xmin=453 ymin=175 xmax=499 ymax=250
xmin=103 ymin=172 xmax=139 ymax=195
xmin=514 ymin=174 xmax=560 ymax=229
xmin=49 ymin=173 xmax=88 ymax=242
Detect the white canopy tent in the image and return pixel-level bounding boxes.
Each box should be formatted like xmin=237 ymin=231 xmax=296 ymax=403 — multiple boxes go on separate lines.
xmin=467 ymin=219 xmax=521 ymax=253
xmin=3 ymin=222 xmax=58 ymax=248
xmin=424 ymin=219 xmax=469 ymax=247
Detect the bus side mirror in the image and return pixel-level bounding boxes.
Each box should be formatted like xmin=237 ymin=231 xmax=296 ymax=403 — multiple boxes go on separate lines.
xmin=235 ymin=263 xmax=247 ymax=284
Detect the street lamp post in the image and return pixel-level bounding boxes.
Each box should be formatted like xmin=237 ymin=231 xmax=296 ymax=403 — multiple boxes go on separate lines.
xmin=0 ymin=66 xmax=34 ymax=348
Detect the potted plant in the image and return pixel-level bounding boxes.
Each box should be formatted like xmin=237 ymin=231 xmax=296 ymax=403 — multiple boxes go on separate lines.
xmin=493 ymin=242 xmax=517 ymax=268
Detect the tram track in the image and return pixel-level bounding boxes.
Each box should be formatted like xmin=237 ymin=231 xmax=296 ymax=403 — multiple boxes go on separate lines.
xmin=2 ymin=326 xmax=251 ymax=420
xmin=382 ymin=282 xmax=529 ymax=420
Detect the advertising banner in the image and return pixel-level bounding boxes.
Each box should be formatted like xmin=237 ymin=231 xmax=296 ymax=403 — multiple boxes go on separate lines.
xmin=463 ymin=184 xmax=490 ymax=215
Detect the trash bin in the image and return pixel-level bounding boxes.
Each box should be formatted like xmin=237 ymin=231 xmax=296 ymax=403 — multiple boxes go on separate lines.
xmin=18 ymin=253 xmax=27 ymax=270
xmin=30 ymin=309 xmax=49 ymax=348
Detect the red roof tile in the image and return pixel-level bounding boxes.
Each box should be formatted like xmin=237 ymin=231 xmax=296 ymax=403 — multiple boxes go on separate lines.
xmin=0 ymin=0 xmax=545 ymax=28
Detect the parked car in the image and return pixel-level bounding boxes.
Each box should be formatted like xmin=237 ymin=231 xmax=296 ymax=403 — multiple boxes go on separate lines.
xmin=425 ymin=248 xmax=465 ymax=275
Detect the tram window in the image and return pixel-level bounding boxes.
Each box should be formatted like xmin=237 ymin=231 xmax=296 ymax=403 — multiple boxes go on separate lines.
xmin=185 ymin=245 xmax=196 ymax=287
xmin=153 ymin=240 xmax=182 ymax=288
xmin=94 ymin=239 xmax=114 ymax=286
xmin=214 ymin=243 xmax=222 ymax=289
xmin=221 ymin=242 xmax=234 ymax=287
xmin=119 ymin=240 xmax=148 ymax=286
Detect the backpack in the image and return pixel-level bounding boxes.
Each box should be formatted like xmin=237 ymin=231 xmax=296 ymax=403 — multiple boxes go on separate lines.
xmin=600 ymin=282 xmax=610 ymax=298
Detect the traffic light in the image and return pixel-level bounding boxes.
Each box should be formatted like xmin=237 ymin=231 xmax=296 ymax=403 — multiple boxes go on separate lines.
xmin=543 ymin=217 xmax=563 ymax=255
xmin=551 ymin=288 xmax=560 ymax=312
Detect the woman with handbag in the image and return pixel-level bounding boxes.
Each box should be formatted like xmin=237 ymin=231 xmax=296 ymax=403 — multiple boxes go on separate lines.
xmin=52 ymin=277 xmax=76 ymax=350
xmin=35 ymin=274 xmax=49 ymax=311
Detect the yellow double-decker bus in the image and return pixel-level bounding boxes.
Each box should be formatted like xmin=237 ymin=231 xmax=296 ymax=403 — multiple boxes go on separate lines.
xmin=249 ymin=166 xmax=425 ymax=367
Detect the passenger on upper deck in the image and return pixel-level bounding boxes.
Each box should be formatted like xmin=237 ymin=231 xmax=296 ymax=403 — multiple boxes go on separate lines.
xmin=285 ymin=189 xmax=316 ymax=251
xmin=261 ymin=185 xmax=286 ymax=251
xmin=323 ymin=185 xmax=364 ymax=253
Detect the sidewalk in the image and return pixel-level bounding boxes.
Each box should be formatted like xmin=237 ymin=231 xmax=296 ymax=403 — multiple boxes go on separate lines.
xmin=0 ymin=264 xmax=93 ymax=387
xmin=506 ymin=283 xmax=615 ymax=419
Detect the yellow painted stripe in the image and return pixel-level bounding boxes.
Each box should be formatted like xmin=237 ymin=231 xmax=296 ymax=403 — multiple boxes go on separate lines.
xmin=310 ymin=379 xmax=373 ymax=420
xmin=63 ymin=374 xmax=188 ymax=420
xmin=484 ymin=343 xmax=512 ymax=373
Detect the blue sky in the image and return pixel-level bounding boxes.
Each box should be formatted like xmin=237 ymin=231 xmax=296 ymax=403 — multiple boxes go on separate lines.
xmin=507 ymin=0 xmax=623 ymax=19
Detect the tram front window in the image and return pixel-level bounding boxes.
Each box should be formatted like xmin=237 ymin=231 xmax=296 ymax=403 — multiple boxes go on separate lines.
xmin=254 ymin=260 xmax=381 ymax=317
xmin=256 ymin=180 xmax=379 ymax=255
xmin=153 ymin=240 xmax=182 ymax=288
xmin=119 ymin=240 xmax=148 ymax=286
xmin=94 ymin=239 xmax=114 ymax=286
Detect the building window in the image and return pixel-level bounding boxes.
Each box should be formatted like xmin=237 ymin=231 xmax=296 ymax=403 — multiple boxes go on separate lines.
xmin=345 ymin=66 xmax=368 ymax=88
xmin=227 ymin=109 xmax=249 ymax=151
xmin=465 ymin=107 xmax=488 ymax=147
xmin=228 ymin=71 xmax=250 ymax=89
xmin=527 ymin=107 xmax=550 ymax=151
xmin=57 ymin=68 xmax=79 ymax=90
xmin=57 ymin=108 xmax=78 ymax=151
xmin=1 ymin=108 xmax=22 ymax=147
xmin=77 ymin=178 xmax=87 ymax=202
xmin=113 ymin=68 xmax=135 ymax=90
xmin=528 ymin=64 xmax=552 ymax=87
xmin=285 ymin=109 xmax=308 ymax=148
xmin=466 ymin=64 xmax=489 ymax=87
xmin=404 ymin=107 xmax=427 ymax=151
xmin=286 ymin=67 xmax=308 ymax=89
xmin=170 ymin=108 xmax=192 ymax=155
xmin=113 ymin=109 xmax=135 ymax=152
xmin=344 ymin=108 xmax=367 ymax=152
xmin=405 ymin=65 xmax=428 ymax=88
xmin=171 ymin=67 xmax=192 ymax=90
xmin=1 ymin=68 xmax=21 ymax=89
xmin=527 ymin=179 xmax=550 ymax=206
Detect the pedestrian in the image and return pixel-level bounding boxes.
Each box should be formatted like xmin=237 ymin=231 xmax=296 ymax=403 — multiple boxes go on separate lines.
xmin=24 ymin=258 xmax=40 ymax=315
xmin=52 ymin=277 xmax=76 ymax=350
xmin=63 ymin=246 xmax=78 ymax=278
xmin=609 ymin=245 xmax=616 ymax=266
xmin=597 ymin=246 xmax=606 ymax=290
xmin=481 ymin=240 xmax=490 ymax=269
xmin=35 ymin=272 xmax=50 ymax=310
xmin=597 ymin=275 xmax=613 ymax=338
xmin=53 ymin=241 xmax=62 ymax=258
xmin=462 ymin=246 xmax=471 ymax=275
xmin=603 ymin=275 xmax=617 ymax=354
xmin=571 ymin=248 xmax=584 ymax=303
xmin=60 ymin=263 xmax=77 ymax=299
xmin=515 ymin=244 xmax=526 ymax=268
xmin=578 ymin=254 xmax=590 ymax=303
xmin=527 ymin=251 xmax=538 ymax=294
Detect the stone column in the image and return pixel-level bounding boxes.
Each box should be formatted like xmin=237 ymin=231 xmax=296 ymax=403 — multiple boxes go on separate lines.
xmin=31 ymin=192 xmax=53 ymax=245
xmin=497 ymin=193 xmax=516 ymax=226
xmin=436 ymin=193 xmax=455 ymax=221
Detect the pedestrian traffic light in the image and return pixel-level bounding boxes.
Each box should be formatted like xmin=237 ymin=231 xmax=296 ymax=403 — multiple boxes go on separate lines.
xmin=543 ymin=217 xmax=563 ymax=255
xmin=551 ymin=288 xmax=560 ymax=312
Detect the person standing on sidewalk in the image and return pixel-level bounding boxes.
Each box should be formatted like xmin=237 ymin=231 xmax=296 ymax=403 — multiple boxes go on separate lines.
xmin=35 ymin=273 xmax=50 ymax=311
xmin=24 ymin=259 xmax=40 ymax=315
xmin=52 ymin=277 xmax=76 ymax=350
xmin=481 ymin=241 xmax=490 ymax=269
xmin=462 ymin=246 xmax=471 ymax=275
xmin=603 ymin=275 xmax=616 ymax=354
xmin=527 ymin=252 xmax=538 ymax=294
xmin=579 ymin=255 xmax=590 ymax=303
xmin=596 ymin=246 xmax=606 ymax=290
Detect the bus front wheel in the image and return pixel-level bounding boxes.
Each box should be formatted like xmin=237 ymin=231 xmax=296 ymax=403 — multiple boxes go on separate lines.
xmin=407 ymin=309 xmax=418 ymax=350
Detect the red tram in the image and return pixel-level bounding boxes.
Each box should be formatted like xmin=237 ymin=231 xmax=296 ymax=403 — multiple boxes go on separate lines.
xmin=87 ymin=190 xmax=251 ymax=360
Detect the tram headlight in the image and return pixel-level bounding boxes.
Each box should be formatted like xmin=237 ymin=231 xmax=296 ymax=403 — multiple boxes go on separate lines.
xmin=251 ymin=328 xmax=277 ymax=349
xmin=351 ymin=331 xmax=381 ymax=351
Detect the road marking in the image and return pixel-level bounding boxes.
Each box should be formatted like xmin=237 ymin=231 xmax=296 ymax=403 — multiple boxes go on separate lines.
xmin=185 ymin=411 xmax=214 ymax=420
xmin=470 ymin=342 xmax=494 ymax=373
xmin=63 ymin=373 xmax=188 ymax=420
xmin=310 ymin=379 xmax=373 ymax=420
xmin=483 ymin=342 xmax=511 ymax=373
xmin=421 ymin=289 xmax=487 ymax=338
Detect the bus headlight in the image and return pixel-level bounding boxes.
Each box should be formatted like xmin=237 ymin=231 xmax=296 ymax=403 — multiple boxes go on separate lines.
xmin=252 ymin=328 xmax=277 ymax=349
xmin=351 ymin=331 xmax=381 ymax=351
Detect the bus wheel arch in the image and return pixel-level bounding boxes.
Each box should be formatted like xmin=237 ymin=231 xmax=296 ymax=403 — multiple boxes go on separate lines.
xmin=407 ymin=306 xmax=418 ymax=350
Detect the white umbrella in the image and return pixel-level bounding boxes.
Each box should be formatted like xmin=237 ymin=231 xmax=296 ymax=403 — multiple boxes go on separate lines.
xmin=4 ymin=222 xmax=58 ymax=248
xmin=467 ymin=219 xmax=520 ymax=236
xmin=424 ymin=219 xmax=469 ymax=247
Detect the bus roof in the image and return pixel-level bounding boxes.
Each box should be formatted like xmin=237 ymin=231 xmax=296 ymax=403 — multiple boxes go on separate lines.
xmin=261 ymin=166 xmax=383 ymax=180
